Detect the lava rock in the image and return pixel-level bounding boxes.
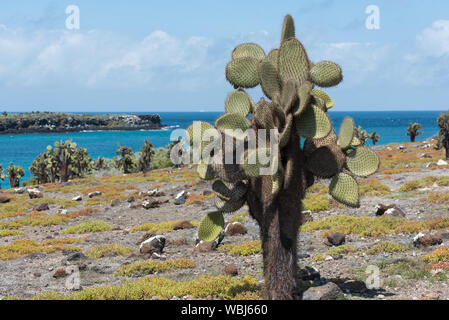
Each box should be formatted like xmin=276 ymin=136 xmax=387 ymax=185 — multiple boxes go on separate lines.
xmin=325 ymin=232 xmax=346 ymax=246
xmin=174 ymin=191 xmax=188 ymax=205
xmin=53 ymin=268 xmax=68 ymax=278
xmin=88 ymin=191 xmax=102 ymax=198
xmin=223 ymin=264 xmax=239 ymax=276
xmin=72 ymin=195 xmax=82 ymax=201
xmin=375 ymin=204 xmax=405 ymax=217
xmin=413 ymin=232 xmax=442 ymax=247
xmin=173 ymin=220 xmax=195 ymax=230
xmin=33 ymin=203 xmax=49 ymax=212
xmin=302 ymin=282 xmax=343 ymax=300
xmin=27 ymin=188 xmax=43 ymax=199
xmin=224 ymin=222 xmax=248 ymax=236
xmin=142 ymin=199 xmax=161 ymax=209
xmin=140 ymin=235 xmax=166 ymax=255
xmin=297 ymin=266 xmax=320 ymax=281
xmin=0 ymin=196 xmax=11 ymax=204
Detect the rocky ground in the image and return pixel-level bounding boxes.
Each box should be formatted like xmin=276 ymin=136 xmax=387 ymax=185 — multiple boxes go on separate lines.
xmin=1 ymin=140 xmax=449 ymax=300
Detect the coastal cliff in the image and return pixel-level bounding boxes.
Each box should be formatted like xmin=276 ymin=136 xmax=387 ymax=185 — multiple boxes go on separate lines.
xmin=0 ymin=112 xmax=163 ymax=134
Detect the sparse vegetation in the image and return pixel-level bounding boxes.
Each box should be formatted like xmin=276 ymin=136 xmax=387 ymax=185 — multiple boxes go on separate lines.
xmin=218 ymin=241 xmax=262 ymax=256
xmin=114 ymin=258 xmax=196 ymax=277
xmin=364 ymin=242 xmax=408 ymax=255
xmin=85 ymin=244 xmax=135 ymax=259
xmin=60 ymin=220 xmax=113 ymax=234
xmin=0 ymin=239 xmax=83 ymax=260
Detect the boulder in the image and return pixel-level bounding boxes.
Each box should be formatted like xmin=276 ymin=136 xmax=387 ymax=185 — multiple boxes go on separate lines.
xmin=27 ymin=188 xmax=43 ymax=199
xmin=324 ymin=232 xmax=346 ymax=246
xmin=223 ymin=264 xmax=239 ymax=276
xmin=140 ymin=235 xmax=166 ymax=255
xmin=302 ymin=282 xmax=343 ymax=300
xmin=375 ymin=204 xmax=405 ymax=217
xmin=173 ymin=220 xmax=195 ymax=230
xmin=0 ymin=196 xmax=11 ymax=204
xmin=88 ymin=191 xmax=102 ymax=198
xmin=174 ymin=191 xmax=188 ymax=205
xmin=413 ymin=232 xmax=442 ymax=247
xmin=33 ymin=203 xmax=49 ymax=212
xmin=224 ymin=222 xmax=248 ymax=236
xmin=142 ymin=199 xmax=161 ymax=209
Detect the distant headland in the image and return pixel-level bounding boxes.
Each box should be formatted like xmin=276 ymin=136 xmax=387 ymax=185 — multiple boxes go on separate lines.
xmin=0 ymin=112 xmax=163 ymax=134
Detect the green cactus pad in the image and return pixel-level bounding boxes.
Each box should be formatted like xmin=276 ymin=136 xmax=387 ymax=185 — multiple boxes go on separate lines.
xmin=272 ymin=103 xmax=286 ymax=129
xmin=225 ymin=91 xmax=252 ymax=117
xmin=215 ymin=113 xmax=251 ymax=140
xmin=305 ymin=145 xmax=345 ymax=178
xmin=351 ymin=136 xmax=362 ymax=147
xmin=212 ymin=180 xmax=233 ymax=198
xmin=281 ymin=15 xmax=295 ymax=43
xmin=279 ymin=114 xmax=293 ymax=149
xmin=310 ymin=61 xmax=343 ymax=88
xmin=212 ymin=163 xmax=247 ymax=183
xmin=303 ymin=130 xmax=339 ymax=155
xmin=198 ymin=211 xmax=225 ymax=242
xmin=295 ymin=104 xmax=331 ymax=139
xmin=278 ymin=38 xmax=310 ymax=85
xmin=196 ymin=161 xmax=215 ymax=180
xmin=339 ymin=117 xmax=355 ymax=150
xmin=186 ymin=121 xmax=216 ymax=154
xmin=214 ymin=194 xmax=246 ymax=214
xmin=243 ymin=148 xmax=272 ymax=177
xmin=329 ymin=173 xmax=360 ymax=208
xmin=232 ymin=43 xmax=266 ymax=60
xmin=255 ymin=99 xmax=275 ymax=129
xmin=311 ymin=89 xmax=334 ymax=109
xmin=280 ymin=79 xmax=298 ymax=113
xmin=226 ymin=57 xmax=260 ymax=88
xmin=295 ymin=81 xmax=313 ymax=116
xmin=268 ymin=49 xmax=279 ymax=69
xmin=346 ymin=147 xmax=380 ymax=177
xmin=258 ymin=59 xmax=281 ymax=100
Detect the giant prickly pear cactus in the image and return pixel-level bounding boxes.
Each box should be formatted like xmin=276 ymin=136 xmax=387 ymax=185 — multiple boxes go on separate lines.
xmin=187 ymin=15 xmax=380 ymax=300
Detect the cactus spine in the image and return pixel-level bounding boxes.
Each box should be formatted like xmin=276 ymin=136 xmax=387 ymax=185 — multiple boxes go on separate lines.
xmin=190 ymin=15 xmax=379 ymax=299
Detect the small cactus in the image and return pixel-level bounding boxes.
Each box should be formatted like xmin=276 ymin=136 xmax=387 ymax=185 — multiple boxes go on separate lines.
xmin=187 ymin=15 xmax=380 ymax=300
xmin=370 ymin=131 xmax=380 ymax=145
xmin=406 ymin=122 xmax=423 ymax=143
xmin=6 ymin=162 xmax=24 ymax=188
xmin=115 ymin=143 xmax=135 ymax=174
xmin=436 ymin=114 xmax=449 ymax=159
xmin=138 ymin=140 xmax=155 ymax=173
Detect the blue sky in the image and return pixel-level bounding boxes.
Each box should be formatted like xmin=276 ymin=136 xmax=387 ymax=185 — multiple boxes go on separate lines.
xmin=0 ymin=0 xmax=449 ymax=112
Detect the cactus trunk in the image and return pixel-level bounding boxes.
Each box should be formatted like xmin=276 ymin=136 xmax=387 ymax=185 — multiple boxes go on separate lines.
xmin=410 ymin=134 xmax=416 ymax=142
xmin=247 ymin=132 xmax=306 ymax=300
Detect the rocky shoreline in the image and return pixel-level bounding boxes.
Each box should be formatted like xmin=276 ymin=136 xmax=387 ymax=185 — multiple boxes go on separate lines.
xmin=0 ymin=113 xmax=164 ymax=135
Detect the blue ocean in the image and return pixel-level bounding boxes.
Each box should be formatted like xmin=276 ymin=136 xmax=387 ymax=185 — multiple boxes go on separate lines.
xmin=0 ymin=111 xmax=445 ymax=189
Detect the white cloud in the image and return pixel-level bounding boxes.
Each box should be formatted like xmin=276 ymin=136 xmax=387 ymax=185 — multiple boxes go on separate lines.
xmin=417 ymin=20 xmax=449 ymax=57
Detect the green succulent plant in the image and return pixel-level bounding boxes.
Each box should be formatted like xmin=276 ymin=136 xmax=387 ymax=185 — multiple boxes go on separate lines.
xmin=406 ymin=122 xmax=423 ymax=143
xmin=186 ymin=15 xmax=380 ymax=300
xmin=436 ymin=114 xmax=449 ymax=159
xmin=6 ymin=162 xmax=25 ymax=188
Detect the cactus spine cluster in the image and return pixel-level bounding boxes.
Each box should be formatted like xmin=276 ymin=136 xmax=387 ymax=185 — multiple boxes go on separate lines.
xmin=189 ymin=15 xmax=380 ymax=299
xmin=406 ymin=122 xmax=423 ymax=143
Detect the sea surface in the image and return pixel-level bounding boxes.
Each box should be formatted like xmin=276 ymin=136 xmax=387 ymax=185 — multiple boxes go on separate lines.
xmin=0 ymin=111 xmax=445 ymax=189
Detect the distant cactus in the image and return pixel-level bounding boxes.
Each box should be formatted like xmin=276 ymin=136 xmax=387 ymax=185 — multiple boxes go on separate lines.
xmin=0 ymin=163 xmax=5 ymax=189
xmin=137 ymin=140 xmax=155 ymax=173
xmin=370 ymin=131 xmax=380 ymax=145
xmin=30 ymin=140 xmax=92 ymax=183
xmin=188 ymin=15 xmax=380 ymax=300
xmin=115 ymin=143 xmax=135 ymax=174
xmin=406 ymin=122 xmax=423 ymax=142
xmin=436 ymin=113 xmax=449 ymax=159
xmin=6 ymin=162 xmax=24 ymax=188
xmin=355 ymin=126 xmax=370 ymax=145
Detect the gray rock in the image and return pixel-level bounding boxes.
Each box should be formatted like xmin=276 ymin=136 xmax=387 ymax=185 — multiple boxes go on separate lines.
xmin=302 ymin=282 xmax=343 ymax=300
xmin=174 ymin=191 xmax=187 ymax=205
xmin=140 ymin=235 xmax=166 ymax=255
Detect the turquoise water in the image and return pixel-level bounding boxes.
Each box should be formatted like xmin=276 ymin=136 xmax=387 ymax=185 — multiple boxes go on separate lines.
xmin=0 ymin=111 xmax=444 ymax=188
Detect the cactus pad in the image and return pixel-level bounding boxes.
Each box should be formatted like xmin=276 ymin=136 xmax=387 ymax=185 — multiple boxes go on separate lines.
xmin=232 ymin=43 xmax=266 ymax=60
xmin=226 ymin=57 xmax=260 ymax=88
xmin=329 ymin=173 xmax=360 ymax=208
xmin=258 ymin=59 xmax=281 ymax=99
xmin=351 ymin=135 xmax=362 ymax=147
xmin=243 ymin=148 xmax=272 ymax=177
xmin=278 ymin=38 xmax=310 ymax=84
xmin=214 ymin=194 xmax=246 ymax=213
xmin=225 ymin=91 xmax=252 ymax=117
xmin=212 ymin=180 xmax=233 ymax=198
xmin=198 ymin=211 xmax=225 ymax=242
xmin=255 ymin=99 xmax=275 ymax=129
xmin=310 ymin=61 xmax=343 ymax=88
xmin=339 ymin=117 xmax=355 ymax=150
xmin=295 ymin=81 xmax=313 ymax=116
xmin=186 ymin=121 xmax=216 ymax=154
xmin=215 ymin=113 xmax=251 ymax=140
xmin=346 ymin=147 xmax=380 ymax=177
xmin=279 ymin=114 xmax=293 ymax=148
xmin=281 ymin=15 xmax=295 ymax=43
xmin=305 ymin=145 xmax=346 ymax=178
xmin=212 ymin=163 xmax=247 ymax=183
xmin=295 ymin=104 xmax=331 ymax=139
xmin=197 ymin=161 xmax=215 ymax=180
xmin=268 ymin=49 xmax=279 ymax=69
xmin=280 ymin=79 xmax=298 ymax=113
xmin=311 ymin=89 xmax=334 ymax=109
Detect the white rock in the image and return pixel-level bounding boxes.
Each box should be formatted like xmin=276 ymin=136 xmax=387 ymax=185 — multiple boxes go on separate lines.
xmin=174 ymin=191 xmax=187 ymax=205
xmin=27 ymin=188 xmax=43 ymax=199
xmin=88 ymin=191 xmax=102 ymax=198
xmin=438 ymin=159 xmax=448 ymax=166
xmin=72 ymin=195 xmax=82 ymax=201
